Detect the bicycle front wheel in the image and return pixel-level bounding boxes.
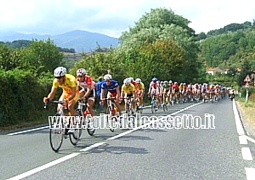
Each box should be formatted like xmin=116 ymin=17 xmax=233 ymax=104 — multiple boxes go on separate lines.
xmin=49 ymin=126 xmax=64 ymax=152
xmin=151 ymin=103 xmax=155 ymax=113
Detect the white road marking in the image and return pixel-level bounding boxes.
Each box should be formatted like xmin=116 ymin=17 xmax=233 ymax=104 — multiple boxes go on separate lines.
xmin=233 ymin=100 xmax=245 ymax=136
xmin=7 ymin=126 xmax=49 ymax=136
xmin=245 ymin=135 xmax=255 ymax=144
xmin=7 ymin=153 xmax=80 ymax=180
xmin=242 ymin=147 xmax=253 ymax=160
xmin=239 ymin=135 xmax=248 ymax=145
xmin=7 ymin=103 xmax=201 ymax=179
xmin=246 ymin=167 xmax=255 ymax=180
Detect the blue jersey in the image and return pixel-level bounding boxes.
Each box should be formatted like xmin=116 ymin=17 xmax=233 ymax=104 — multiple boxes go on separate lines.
xmin=101 ymin=80 xmax=119 ymax=93
xmin=96 ymin=81 xmax=103 ymax=97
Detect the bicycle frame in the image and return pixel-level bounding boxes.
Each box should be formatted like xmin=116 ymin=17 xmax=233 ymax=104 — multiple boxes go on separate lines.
xmin=76 ymin=99 xmax=95 ymax=136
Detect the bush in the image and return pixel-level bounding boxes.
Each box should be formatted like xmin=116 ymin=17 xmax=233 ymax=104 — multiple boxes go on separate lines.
xmin=241 ymin=87 xmax=255 ymax=98
xmin=0 ymin=69 xmax=53 ymax=126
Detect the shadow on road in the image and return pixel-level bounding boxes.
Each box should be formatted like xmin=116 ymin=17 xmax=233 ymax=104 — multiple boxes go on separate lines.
xmin=84 ymin=143 xmax=149 ymax=155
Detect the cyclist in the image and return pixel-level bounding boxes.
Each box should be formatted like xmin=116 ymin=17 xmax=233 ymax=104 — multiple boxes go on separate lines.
xmin=148 ymin=77 xmax=160 ymax=110
xmin=100 ymin=74 xmax=122 ymax=116
xmin=43 ymin=66 xmax=79 ymax=115
xmin=76 ymin=68 xmax=95 ymax=118
xmin=172 ymin=82 xmax=179 ymax=104
xmin=135 ymin=78 xmax=145 ymax=108
xmin=162 ymin=81 xmax=170 ymax=104
xmin=121 ymin=78 xmax=136 ymax=114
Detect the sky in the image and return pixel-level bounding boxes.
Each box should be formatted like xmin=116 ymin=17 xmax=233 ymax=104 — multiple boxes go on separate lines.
xmin=0 ymin=0 xmax=254 ymax=38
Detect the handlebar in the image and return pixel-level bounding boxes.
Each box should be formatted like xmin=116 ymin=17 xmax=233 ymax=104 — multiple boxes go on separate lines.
xmin=44 ymin=100 xmax=67 ymax=110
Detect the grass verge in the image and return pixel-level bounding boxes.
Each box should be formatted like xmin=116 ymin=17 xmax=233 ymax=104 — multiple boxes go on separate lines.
xmin=236 ymin=98 xmax=255 ymax=129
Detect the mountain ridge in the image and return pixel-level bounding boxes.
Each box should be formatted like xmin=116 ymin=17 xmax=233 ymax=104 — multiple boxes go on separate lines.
xmin=0 ymin=30 xmax=119 ymax=52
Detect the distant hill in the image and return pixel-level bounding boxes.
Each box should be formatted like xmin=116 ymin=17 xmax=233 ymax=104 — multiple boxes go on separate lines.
xmin=0 ymin=30 xmax=119 ymax=52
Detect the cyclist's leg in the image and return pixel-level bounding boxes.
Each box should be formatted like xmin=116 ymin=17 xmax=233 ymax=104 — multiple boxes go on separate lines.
xmin=111 ymin=93 xmax=121 ymax=116
xmin=124 ymin=94 xmax=128 ymax=112
xmin=87 ymin=97 xmax=95 ymax=116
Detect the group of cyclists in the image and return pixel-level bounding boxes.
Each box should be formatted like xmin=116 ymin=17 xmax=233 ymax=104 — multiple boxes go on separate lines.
xmin=43 ymin=66 xmax=145 ymax=132
xmin=43 ymin=66 xmax=232 ymax=133
xmin=147 ymin=77 xmax=231 ymax=110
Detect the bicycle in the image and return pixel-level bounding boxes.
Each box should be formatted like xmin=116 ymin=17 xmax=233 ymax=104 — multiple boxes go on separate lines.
xmin=162 ymin=92 xmax=168 ymax=112
xmin=150 ymin=94 xmax=157 ymax=113
xmin=44 ymin=100 xmax=80 ymax=152
xmin=123 ymin=96 xmax=136 ymax=128
xmin=76 ymin=99 xmax=95 ymax=137
xmin=135 ymin=98 xmax=143 ymax=114
xmin=103 ymin=97 xmax=121 ymax=132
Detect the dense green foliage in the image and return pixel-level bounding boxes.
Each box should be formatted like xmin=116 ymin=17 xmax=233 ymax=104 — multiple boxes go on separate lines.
xmin=70 ymin=8 xmax=203 ymax=86
xmin=0 ymin=69 xmax=53 ymax=126
xmin=197 ymin=21 xmax=255 ymax=87
xmin=0 ymin=39 xmax=62 ymax=126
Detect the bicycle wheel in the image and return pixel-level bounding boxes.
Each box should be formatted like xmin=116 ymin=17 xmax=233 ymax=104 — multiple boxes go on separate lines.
xmin=106 ymin=106 xmax=115 ymax=132
xmin=49 ymin=116 xmax=64 ymax=152
xmin=76 ymin=110 xmax=83 ymax=139
xmin=151 ymin=102 xmax=155 ymax=113
xmin=87 ymin=115 xmax=95 ymax=136
xmin=69 ymin=124 xmax=80 ymax=146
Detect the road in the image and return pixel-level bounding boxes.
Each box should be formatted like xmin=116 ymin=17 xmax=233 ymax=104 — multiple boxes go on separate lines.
xmin=1 ymin=99 xmax=255 ymax=180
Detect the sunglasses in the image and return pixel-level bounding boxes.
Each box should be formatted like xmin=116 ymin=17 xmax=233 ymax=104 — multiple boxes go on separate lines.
xmin=56 ymin=76 xmax=64 ymax=79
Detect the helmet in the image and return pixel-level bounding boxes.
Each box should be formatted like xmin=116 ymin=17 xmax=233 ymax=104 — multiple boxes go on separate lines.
xmin=104 ymin=74 xmax=112 ymax=81
xmin=152 ymin=77 xmax=157 ymax=82
xmin=164 ymin=81 xmax=168 ymax=84
xmin=124 ymin=78 xmax=131 ymax=86
xmin=169 ymin=80 xmax=172 ymax=84
xmin=129 ymin=77 xmax=134 ymax=82
xmin=76 ymin=68 xmax=86 ymax=77
xmin=54 ymin=67 xmax=66 ymax=78
xmin=160 ymin=81 xmax=164 ymax=84
xmin=135 ymin=78 xmax=141 ymax=83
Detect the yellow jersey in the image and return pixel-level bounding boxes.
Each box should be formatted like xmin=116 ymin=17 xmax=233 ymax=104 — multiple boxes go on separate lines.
xmin=121 ymin=83 xmax=135 ymax=95
xmin=136 ymin=82 xmax=145 ymax=91
xmin=53 ymin=74 xmax=79 ymax=94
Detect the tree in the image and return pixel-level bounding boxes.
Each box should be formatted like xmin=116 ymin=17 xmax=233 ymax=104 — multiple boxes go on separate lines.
xmin=237 ymin=59 xmax=252 ymax=87
xmin=0 ymin=45 xmax=21 ymax=70
xmin=19 ymin=39 xmax=64 ymax=75
xmin=117 ymin=8 xmax=202 ymax=83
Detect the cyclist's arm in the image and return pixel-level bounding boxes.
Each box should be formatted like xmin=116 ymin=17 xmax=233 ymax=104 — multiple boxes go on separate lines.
xmin=68 ymin=87 xmax=76 ymax=101
xmin=47 ymin=87 xmax=57 ymax=100
xmin=84 ymin=85 xmax=92 ymax=98
xmin=116 ymin=86 xmax=121 ymax=99
xmin=100 ymin=89 xmax=105 ymax=101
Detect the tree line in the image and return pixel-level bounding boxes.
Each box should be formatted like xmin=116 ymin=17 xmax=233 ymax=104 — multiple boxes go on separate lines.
xmin=0 ymin=40 xmax=75 ymax=53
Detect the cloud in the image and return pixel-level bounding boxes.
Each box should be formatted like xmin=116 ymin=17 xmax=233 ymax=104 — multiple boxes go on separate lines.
xmin=0 ymin=0 xmax=254 ymax=37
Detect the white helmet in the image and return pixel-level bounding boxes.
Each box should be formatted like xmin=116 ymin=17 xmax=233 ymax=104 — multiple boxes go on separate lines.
xmin=54 ymin=67 xmax=66 ymax=78
xmin=76 ymin=68 xmax=86 ymax=77
xmin=104 ymin=74 xmax=112 ymax=81
xmin=124 ymin=78 xmax=131 ymax=86
xmin=129 ymin=77 xmax=134 ymax=82
xmin=135 ymin=78 xmax=141 ymax=83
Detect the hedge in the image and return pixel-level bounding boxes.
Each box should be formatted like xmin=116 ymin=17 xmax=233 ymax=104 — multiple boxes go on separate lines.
xmin=0 ymin=69 xmax=53 ymax=126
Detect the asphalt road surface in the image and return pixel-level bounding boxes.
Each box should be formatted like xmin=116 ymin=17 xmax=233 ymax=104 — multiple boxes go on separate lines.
xmin=1 ymin=99 xmax=255 ymax=180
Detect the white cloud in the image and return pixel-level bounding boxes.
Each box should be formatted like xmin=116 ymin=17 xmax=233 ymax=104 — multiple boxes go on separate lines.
xmin=0 ymin=0 xmax=254 ymax=37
